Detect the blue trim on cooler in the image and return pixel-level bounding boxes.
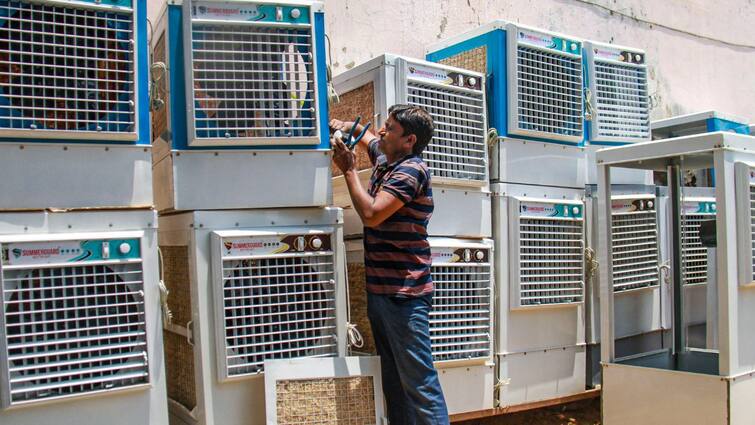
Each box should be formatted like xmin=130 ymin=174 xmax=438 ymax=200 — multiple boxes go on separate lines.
xmin=169 ymin=5 xmax=328 ymax=151
xmin=0 ymin=0 xmax=148 ymax=144
xmin=705 ymin=117 xmax=751 ymax=134
xmin=427 ymin=27 xmax=585 ymax=146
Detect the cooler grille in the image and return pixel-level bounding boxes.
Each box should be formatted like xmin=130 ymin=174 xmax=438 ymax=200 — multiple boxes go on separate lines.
xmin=430 ymin=261 xmax=491 ymax=362
xmin=612 ymin=209 xmax=660 ymax=291
xmin=518 ymin=218 xmax=584 ymax=306
xmin=1 ymin=261 xmax=148 ymax=406
xmin=190 ymin=22 xmax=317 ymax=140
xmin=681 ymin=213 xmax=712 ymax=285
xmin=220 ymin=254 xmax=338 ymax=377
xmin=407 ymin=81 xmax=487 ymax=181
xmin=0 ymin=1 xmax=135 ymax=134
xmin=593 ymin=61 xmax=649 ymax=140
xmin=515 ymin=46 xmax=583 ymax=138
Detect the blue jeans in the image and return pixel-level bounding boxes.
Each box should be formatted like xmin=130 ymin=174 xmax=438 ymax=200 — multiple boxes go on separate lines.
xmin=367 ymin=293 xmax=449 ymax=425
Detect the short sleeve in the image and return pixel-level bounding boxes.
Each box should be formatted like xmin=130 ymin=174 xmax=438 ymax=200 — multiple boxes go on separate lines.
xmin=380 ymin=161 xmax=428 ymax=204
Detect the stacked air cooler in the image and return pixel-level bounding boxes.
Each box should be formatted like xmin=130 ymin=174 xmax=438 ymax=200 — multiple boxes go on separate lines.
xmin=427 ymin=21 xmax=590 ymax=406
xmin=581 ymin=41 xmax=659 ymax=388
xmin=0 ymin=1 xmax=168 ymax=424
xmin=150 ymin=2 xmax=347 ymax=425
xmin=333 ymin=55 xmax=495 ymax=415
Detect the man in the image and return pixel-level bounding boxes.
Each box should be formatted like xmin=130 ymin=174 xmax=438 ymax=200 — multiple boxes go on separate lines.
xmin=331 ymin=105 xmax=449 ymax=425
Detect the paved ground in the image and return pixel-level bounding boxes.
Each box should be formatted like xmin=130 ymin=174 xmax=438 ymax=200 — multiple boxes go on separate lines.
xmin=456 ymin=398 xmax=601 ymax=425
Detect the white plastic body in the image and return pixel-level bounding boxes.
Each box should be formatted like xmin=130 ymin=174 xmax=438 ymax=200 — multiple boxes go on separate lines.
xmin=158 ymin=207 xmax=347 ymax=425
xmin=0 ymin=209 xmax=168 ymax=424
xmin=0 ymin=142 xmax=153 ymax=210
xmin=491 ymin=182 xmax=586 ymax=405
xmin=490 ymin=137 xmax=586 ymax=189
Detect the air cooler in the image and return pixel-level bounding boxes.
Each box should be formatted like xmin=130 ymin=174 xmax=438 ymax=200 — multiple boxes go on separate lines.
xmin=344 ymin=237 xmax=495 ymax=415
xmin=331 ymin=54 xmax=491 ymax=238
xmin=492 ymin=182 xmax=586 ymax=405
xmin=0 ymin=0 xmax=152 ymax=210
xmin=427 ymin=21 xmax=585 ymax=145
xmin=583 ymin=189 xmax=669 ymax=387
xmin=158 ymin=207 xmax=346 ymax=425
xmin=151 ymin=0 xmax=331 ymax=212
xmin=583 ymin=41 xmax=650 ymax=146
xmin=0 ymin=209 xmax=167 ymax=424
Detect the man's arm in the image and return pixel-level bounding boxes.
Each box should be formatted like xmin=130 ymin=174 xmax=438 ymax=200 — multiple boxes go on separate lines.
xmin=332 ymin=137 xmax=403 ymax=227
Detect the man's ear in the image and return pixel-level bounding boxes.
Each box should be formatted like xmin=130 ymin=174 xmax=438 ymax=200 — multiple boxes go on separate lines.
xmin=406 ymin=134 xmax=417 ymax=150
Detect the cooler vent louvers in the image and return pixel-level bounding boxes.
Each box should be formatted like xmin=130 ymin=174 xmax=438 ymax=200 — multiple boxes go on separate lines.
xmin=611 ymin=204 xmax=660 ymax=291
xmin=0 ymin=1 xmax=136 ymax=135
xmin=220 ymin=251 xmax=338 ymax=377
xmin=518 ymin=218 xmax=584 ymax=306
xmin=1 ymin=259 xmax=148 ymax=406
xmin=406 ymin=81 xmax=486 ymax=181
xmin=430 ymin=260 xmax=491 ymax=362
xmin=593 ymin=62 xmax=649 ymax=140
xmin=515 ymin=46 xmax=583 ymax=138
xmin=681 ymin=211 xmax=713 ymax=285
xmin=189 ymin=19 xmax=317 ymax=141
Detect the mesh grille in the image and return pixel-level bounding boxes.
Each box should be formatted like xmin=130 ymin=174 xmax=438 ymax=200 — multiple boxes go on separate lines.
xmin=220 ymin=254 xmax=338 ymax=377
xmin=593 ymin=61 xmax=649 ymax=140
xmin=407 ymin=81 xmax=487 ymax=181
xmin=518 ymin=218 xmax=584 ymax=306
xmin=1 ymin=262 xmax=148 ymax=405
xmin=0 ymin=1 xmax=135 ymax=134
xmin=612 ymin=208 xmax=660 ymax=291
xmin=682 ymin=213 xmax=712 ymax=285
xmin=430 ymin=262 xmax=491 ymax=362
xmin=190 ymin=22 xmax=317 ymax=140
xmin=515 ymin=46 xmax=583 ymax=138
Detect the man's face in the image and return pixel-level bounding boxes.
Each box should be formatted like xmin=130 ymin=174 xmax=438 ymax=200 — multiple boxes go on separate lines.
xmin=378 ymin=115 xmax=414 ymax=158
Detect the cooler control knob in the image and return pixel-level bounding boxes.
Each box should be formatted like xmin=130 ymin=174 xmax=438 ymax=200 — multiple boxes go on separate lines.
xmin=295 ymin=236 xmax=306 ymax=252
xmin=468 ymin=77 xmax=477 ymax=87
xmin=570 ymin=43 xmax=577 ymax=51
xmin=290 ymin=8 xmax=301 ymax=19
xmin=711 ymin=204 xmax=717 ymax=211
xmin=463 ymin=249 xmax=471 ymax=262
xmin=635 ymin=54 xmax=642 ymax=62
xmin=311 ymin=237 xmax=323 ymax=250
xmin=572 ymin=207 xmax=580 ymax=215
xmin=475 ymin=250 xmax=485 ymax=261
xmin=647 ymin=200 xmax=654 ymax=209
xmin=119 ymin=243 xmax=132 ymax=255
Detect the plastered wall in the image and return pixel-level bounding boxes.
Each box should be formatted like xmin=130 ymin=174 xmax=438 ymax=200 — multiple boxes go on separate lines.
xmin=148 ymin=0 xmax=755 ymax=122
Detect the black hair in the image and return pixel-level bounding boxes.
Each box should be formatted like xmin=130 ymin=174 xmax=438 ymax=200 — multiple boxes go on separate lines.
xmin=388 ymin=104 xmax=434 ymax=155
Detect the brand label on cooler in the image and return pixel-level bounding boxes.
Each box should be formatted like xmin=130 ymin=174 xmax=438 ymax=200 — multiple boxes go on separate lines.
xmin=611 ymin=198 xmax=655 ymax=213
xmin=593 ymin=46 xmax=645 ymax=65
xmin=682 ymin=201 xmax=716 ymax=215
xmin=517 ymin=28 xmax=581 ymax=55
xmin=519 ymin=202 xmax=583 ymax=219
xmin=2 ymin=239 xmax=141 ymax=266
xmin=192 ymin=2 xmax=310 ymax=24
xmin=430 ymin=246 xmax=488 ymax=264
xmin=222 ymin=234 xmax=331 ymax=256
xmin=406 ymin=64 xmax=482 ymax=90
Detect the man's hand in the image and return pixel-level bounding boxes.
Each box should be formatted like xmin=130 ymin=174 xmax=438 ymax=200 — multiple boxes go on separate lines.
xmin=331 ymin=134 xmax=357 ymax=173
xmin=330 ymin=118 xmax=378 ymax=150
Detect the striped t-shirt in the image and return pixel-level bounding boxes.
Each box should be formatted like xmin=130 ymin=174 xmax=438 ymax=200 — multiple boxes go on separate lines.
xmin=363 ymin=139 xmax=434 ymax=297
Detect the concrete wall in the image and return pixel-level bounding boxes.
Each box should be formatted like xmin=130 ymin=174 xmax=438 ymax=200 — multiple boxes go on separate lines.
xmin=148 ymin=0 xmax=755 ymax=122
